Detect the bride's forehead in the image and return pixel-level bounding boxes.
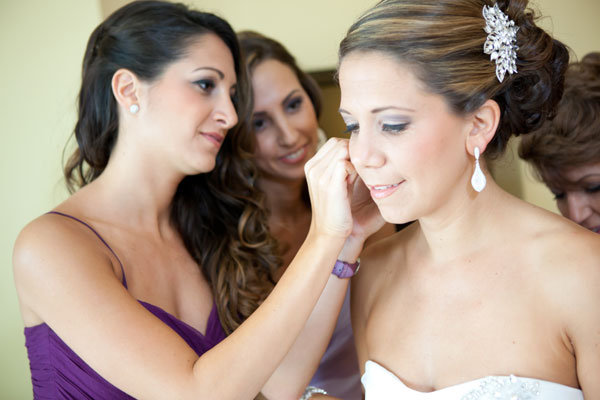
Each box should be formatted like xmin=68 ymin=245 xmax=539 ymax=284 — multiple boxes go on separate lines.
xmin=339 ymin=53 xmax=424 ymax=96
xmin=338 ymin=56 xmax=432 ymax=114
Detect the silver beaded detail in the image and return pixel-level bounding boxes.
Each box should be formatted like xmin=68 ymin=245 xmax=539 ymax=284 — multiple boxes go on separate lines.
xmin=462 ymin=375 xmax=541 ymax=400
xmin=300 ymin=386 xmax=328 ymax=400
xmin=483 ymin=3 xmax=519 ymax=83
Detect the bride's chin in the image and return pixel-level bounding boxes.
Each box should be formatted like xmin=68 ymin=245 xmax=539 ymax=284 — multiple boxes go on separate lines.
xmin=376 ymin=204 xmax=416 ymax=225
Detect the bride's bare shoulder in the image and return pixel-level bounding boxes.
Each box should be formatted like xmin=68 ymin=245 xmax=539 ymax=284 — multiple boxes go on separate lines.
xmin=521 ymin=210 xmax=600 ymax=316
xmin=523 ymin=207 xmax=600 ymax=265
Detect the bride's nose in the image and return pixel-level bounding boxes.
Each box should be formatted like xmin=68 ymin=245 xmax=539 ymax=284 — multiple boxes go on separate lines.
xmin=349 ymin=127 xmax=385 ymax=169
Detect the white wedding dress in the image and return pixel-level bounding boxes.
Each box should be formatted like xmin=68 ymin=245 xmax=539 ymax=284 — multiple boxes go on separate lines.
xmin=362 ymin=360 xmax=584 ymax=399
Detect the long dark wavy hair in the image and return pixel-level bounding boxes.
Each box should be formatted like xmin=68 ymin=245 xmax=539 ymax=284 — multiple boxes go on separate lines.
xmin=64 ymin=0 xmax=278 ymax=334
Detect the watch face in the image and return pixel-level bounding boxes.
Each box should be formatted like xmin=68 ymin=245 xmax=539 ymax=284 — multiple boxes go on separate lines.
xmin=332 ymin=259 xmax=360 ymax=278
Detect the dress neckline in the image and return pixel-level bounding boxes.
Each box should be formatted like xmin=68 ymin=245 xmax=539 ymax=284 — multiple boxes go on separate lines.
xmin=363 ymin=360 xmax=583 ymax=396
xmin=24 ymin=300 xmax=219 ymax=339
xmin=41 ymin=211 xmax=219 ymax=339
xmin=137 ymin=299 xmax=218 ymax=338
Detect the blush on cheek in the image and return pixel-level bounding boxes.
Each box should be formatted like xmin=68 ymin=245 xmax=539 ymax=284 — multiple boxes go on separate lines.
xmin=421 ymin=119 xmax=465 ymax=169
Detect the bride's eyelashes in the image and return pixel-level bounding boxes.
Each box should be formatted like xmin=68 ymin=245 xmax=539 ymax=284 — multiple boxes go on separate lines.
xmin=381 ymin=122 xmax=409 ymax=133
xmin=343 ymin=123 xmax=359 ymax=135
xmin=342 ymin=120 xmax=410 ymax=135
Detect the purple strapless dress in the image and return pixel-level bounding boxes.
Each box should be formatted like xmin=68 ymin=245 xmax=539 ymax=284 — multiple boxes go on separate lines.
xmin=24 ymin=211 xmax=226 ymax=399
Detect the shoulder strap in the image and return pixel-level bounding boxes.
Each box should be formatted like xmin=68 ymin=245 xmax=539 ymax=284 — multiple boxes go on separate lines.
xmin=47 ymin=211 xmax=128 ymax=288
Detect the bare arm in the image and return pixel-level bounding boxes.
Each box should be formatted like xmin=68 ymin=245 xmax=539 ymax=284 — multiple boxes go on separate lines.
xmin=262 ymin=160 xmax=388 ymax=398
xmin=262 ymin=275 xmax=349 ymax=399
xmin=564 ymin=238 xmax=600 ymax=397
xmin=261 ymin=236 xmax=362 ymax=398
xmin=14 ymin=217 xmax=345 ymax=400
xmin=13 ymin=138 xmax=356 ymax=400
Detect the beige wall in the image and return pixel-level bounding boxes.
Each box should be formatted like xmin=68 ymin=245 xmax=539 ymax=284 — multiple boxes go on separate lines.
xmin=1 ymin=0 xmax=598 ymax=397
xmin=0 ymin=1 xmax=102 ymax=398
xmin=100 ymin=0 xmax=377 ymax=71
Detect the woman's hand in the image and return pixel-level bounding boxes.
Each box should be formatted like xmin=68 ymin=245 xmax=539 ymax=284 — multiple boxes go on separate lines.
xmin=335 ymin=175 xmax=386 ymax=262
xmin=348 ymin=175 xmax=385 ymax=242
xmin=304 ymin=138 xmax=357 ymax=240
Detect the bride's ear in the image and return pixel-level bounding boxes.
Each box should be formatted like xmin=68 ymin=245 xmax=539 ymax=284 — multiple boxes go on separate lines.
xmin=465 ymin=99 xmax=500 ymax=157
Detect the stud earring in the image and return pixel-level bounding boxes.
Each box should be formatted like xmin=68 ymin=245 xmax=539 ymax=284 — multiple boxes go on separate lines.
xmin=129 ymin=104 xmax=139 ymax=114
xmin=471 ymin=146 xmax=487 ymax=192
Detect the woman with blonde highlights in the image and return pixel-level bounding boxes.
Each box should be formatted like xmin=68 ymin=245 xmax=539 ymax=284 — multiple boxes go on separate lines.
xmin=316 ymin=0 xmax=600 ymax=398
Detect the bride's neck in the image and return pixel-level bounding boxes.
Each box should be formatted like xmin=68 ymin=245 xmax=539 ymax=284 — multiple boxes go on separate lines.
xmin=416 ymin=180 xmax=510 ymax=262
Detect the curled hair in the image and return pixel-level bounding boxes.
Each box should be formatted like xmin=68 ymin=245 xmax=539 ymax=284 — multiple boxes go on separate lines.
xmin=64 ymin=0 xmax=278 ymax=334
xmin=237 ymin=30 xmax=322 ymax=118
xmin=338 ymin=0 xmax=569 ymax=157
xmin=519 ymin=52 xmax=600 ymax=186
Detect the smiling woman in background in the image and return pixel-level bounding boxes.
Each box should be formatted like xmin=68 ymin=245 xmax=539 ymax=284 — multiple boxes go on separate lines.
xmin=520 ymin=52 xmax=600 ymax=233
xmin=238 ymin=31 xmax=394 ymax=400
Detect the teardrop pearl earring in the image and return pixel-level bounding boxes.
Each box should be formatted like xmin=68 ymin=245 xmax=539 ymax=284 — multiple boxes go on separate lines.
xmin=470 ymin=146 xmax=487 ymax=192
xmin=129 ymin=104 xmax=139 ymax=114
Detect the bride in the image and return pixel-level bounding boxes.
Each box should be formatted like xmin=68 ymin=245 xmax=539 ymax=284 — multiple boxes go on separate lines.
xmin=326 ymin=0 xmax=600 ymax=398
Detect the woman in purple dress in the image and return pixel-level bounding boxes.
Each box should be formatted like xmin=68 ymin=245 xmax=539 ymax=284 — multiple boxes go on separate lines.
xmin=12 ymin=1 xmax=382 ymax=399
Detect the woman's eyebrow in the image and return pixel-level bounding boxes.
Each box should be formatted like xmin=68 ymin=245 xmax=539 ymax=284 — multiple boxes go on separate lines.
xmin=193 ymin=66 xmax=224 ymax=79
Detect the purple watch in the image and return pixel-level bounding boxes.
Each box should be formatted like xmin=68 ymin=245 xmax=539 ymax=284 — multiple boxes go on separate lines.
xmin=331 ymin=258 xmax=360 ymax=279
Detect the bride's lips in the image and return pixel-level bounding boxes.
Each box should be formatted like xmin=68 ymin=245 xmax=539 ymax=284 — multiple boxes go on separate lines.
xmin=201 ymin=132 xmax=225 ymax=148
xmin=367 ymin=181 xmax=404 ymax=199
xmin=279 ymin=144 xmax=309 ymax=165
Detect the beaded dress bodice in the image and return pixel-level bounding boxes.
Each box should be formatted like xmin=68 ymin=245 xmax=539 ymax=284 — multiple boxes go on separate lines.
xmin=361 ymin=360 xmax=584 ymax=400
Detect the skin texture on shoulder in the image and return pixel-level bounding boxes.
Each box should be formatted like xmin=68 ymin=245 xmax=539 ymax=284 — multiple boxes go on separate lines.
xmin=13 ymin=212 xmax=125 ymax=328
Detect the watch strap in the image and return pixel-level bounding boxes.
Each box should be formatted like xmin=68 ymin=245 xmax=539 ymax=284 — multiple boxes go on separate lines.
xmin=331 ymin=258 xmax=360 ymax=278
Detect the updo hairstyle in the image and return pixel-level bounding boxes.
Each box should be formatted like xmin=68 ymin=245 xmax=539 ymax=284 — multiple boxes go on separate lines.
xmin=339 ymin=0 xmax=570 ymax=158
